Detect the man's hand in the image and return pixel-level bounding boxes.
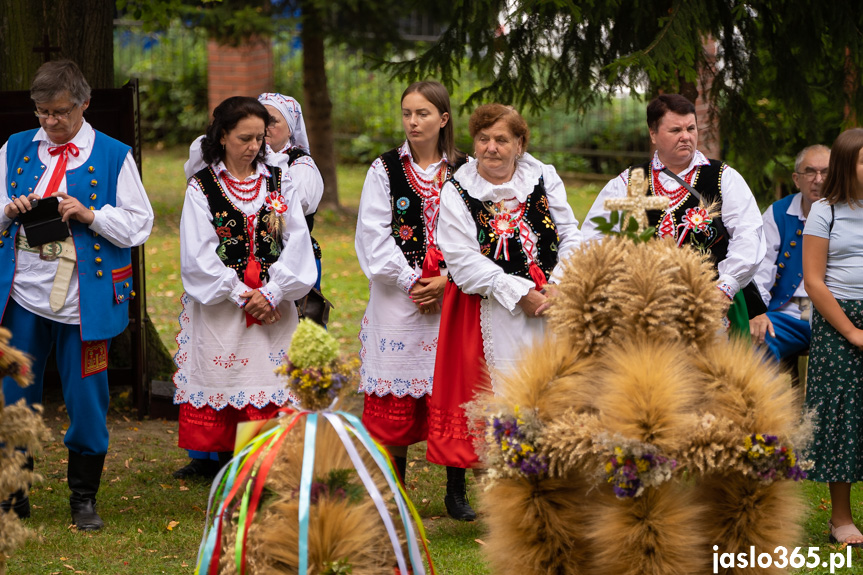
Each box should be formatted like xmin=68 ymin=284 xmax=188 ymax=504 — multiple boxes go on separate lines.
xmin=749 ymin=313 xmax=775 ymax=345
xmin=3 ymin=193 xmax=40 ymax=218
xmin=241 ymin=290 xmax=281 ymax=324
xmin=54 ymin=192 xmax=95 ymax=224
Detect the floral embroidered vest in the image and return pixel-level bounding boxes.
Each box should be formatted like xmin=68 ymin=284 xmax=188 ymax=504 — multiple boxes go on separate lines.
xmin=284 ymin=146 xmax=321 ymax=259
xmin=635 ymin=160 xmax=730 ymax=265
xmin=381 ymin=149 xmax=465 ymax=268
xmin=194 ymin=165 xmax=283 ymax=284
xmin=451 ymin=176 xmax=560 ymax=283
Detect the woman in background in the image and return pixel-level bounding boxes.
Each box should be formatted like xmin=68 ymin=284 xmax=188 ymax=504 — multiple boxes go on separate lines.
xmin=803 ymin=127 xmax=863 ymax=548
xmin=355 ymin=81 xmax=466 ymax=496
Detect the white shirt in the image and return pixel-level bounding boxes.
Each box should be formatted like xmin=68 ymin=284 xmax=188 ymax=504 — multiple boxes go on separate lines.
xmin=581 ymin=150 xmax=764 ymax=297
xmin=754 ymin=193 xmax=807 ymax=318
xmin=355 ymin=141 xmax=450 ymax=293
xmin=184 ymin=135 xmax=323 ymax=216
xmin=179 ymin=160 xmax=316 ymax=308
xmin=0 ymin=120 xmax=153 ymax=324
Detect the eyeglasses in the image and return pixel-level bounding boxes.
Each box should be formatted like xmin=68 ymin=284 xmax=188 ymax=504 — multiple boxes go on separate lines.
xmin=34 ymin=104 xmax=77 ymax=121
xmin=795 ymin=168 xmax=828 ymax=181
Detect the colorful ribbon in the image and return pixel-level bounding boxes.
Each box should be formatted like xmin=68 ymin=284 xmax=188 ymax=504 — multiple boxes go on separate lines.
xmin=194 ymin=409 xmax=435 ymax=575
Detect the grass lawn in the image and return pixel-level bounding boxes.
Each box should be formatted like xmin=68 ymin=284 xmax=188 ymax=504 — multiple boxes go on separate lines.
xmin=5 ymin=146 xmax=856 ymax=574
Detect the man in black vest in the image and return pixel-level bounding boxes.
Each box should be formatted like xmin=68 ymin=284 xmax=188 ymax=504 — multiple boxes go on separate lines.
xmin=582 ymin=94 xmax=765 ymax=333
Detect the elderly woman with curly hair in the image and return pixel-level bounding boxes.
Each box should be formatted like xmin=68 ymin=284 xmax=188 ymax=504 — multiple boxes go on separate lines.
xmin=428 ymin=104 xmax=583 ymax=520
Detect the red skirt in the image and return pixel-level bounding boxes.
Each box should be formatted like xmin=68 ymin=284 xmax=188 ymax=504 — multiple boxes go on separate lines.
xmin=362 ymin=393 xmax=429 ymax=446
xmin=178 ymin=402 xmax=282 ymax=452
xmin=426 ymin=282 xmax=487 ymax=468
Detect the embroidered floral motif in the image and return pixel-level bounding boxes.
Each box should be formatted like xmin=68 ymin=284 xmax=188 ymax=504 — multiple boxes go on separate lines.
xmin=410 ymin=378 xmax=429 ymax=396
xmin=270 ymin=389 xmax=287 ymax=405
xmin=190 ymin=391 xmax=205 ymax=408
xmin=485 ymin=200 xmax=527 ymax=261
xmin=376 ymin=378 xmax=392 ymax=393
xmin=389 ymin=340 xmax=405 ymax=352
xmin=265 ymin=192 xmax=288 ymax=214
xmin=269 ymin=350 xmax=287 ymax=364
xmin=216 ymin=225 xmax=231 ymax=238
xmin=213 ymin=353 xmax=250 ymax=369
xmin=420 ymin=338 xmax=438 ymax=352
xmin=398 ymin=224 xmax=415 ymax=242
xmin=392 ymin=378 xmax=411 ymax=395
xmin=396 ymin=196 xmax=410 ymax=211
xmin=379 ymin=338 xmax=386 ymax=352
xmin=209 ymin=393 xmax=226 ymax=410
xmin=250 ymin=390 xmax=268 ymax=407
xmin=682 ymin=207 xmax=711 ymax=233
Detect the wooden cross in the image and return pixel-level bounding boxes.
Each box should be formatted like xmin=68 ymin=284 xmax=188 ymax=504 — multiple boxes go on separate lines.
xmin=604 ymin=167 xmax=670 ymax=232
xmin=33 ymin=34 xmax=61 ymax=63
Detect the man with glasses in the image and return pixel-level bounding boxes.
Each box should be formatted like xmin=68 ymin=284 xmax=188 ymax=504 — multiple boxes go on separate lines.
xmin=750 ymin=145 xmax=830 ymax=365
xmin=0 ymin=60 xmax=153 ymax=530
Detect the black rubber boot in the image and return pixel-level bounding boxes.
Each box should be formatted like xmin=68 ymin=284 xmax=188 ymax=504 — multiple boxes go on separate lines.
xmin=217 ymin=451 xmax=234 ymax=470
xmin=444 ymin=466 xmax=476 ymax=521
xmin=393 ymin=455 xmax=407 ymax=484
xmin=1 ymin=455 xmax=34 ymax=519
xmin=172 ymin=458 xmax=221 ymax=480
xmin=68 ymin=451 xmax=105 ymax=531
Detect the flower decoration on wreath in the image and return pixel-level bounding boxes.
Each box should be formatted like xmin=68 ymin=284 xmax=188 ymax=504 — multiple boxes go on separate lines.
xmin=193 ymin=320 xmax=435 ymax=575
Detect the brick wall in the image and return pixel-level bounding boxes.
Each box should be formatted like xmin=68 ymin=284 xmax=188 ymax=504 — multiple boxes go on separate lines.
xmin=207 ymin=37 xmax=274 ymax=115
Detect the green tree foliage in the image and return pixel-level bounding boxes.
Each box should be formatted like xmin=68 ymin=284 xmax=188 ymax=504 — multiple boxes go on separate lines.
xmin=388 ymin=0 xmax=863 ymax=202
xmin=118 ymin=0 xmax=452 ymax=207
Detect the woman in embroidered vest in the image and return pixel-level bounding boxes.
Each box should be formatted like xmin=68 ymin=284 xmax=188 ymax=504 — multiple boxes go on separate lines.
xmin=175 ymin=94 xmax=325 ymax=480
xmin=430 ymin=104 xmax=582 ymax=520
xmin=172 ymin=97 xmax=316 ymax=472
xmin=183 ymin=94 xmax=323 ymax=286
xmin=355 ymin=81 xmax=466 ymax=503
xmin=802 ymin=128 xmax=863 ymax=548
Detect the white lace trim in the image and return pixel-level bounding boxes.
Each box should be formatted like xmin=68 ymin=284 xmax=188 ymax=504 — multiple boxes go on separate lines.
xmin=479 ymin=297 xmax=500 ymax=394
xmin=492 ymin=273 xmax=533 ymax=313
xmin=452 ymin=153 xmax=543 ymax=203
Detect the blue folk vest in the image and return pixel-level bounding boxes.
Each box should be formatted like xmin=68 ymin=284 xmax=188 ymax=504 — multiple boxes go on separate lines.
xmin=0 ymin=129 xmax=134 ymax=341
xmin=768 ymin=193 xmax=805 ymax=312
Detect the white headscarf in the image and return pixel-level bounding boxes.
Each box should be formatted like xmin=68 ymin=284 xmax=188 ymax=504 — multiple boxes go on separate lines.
xmin=257 ymin=93 xmax=311 ymax=154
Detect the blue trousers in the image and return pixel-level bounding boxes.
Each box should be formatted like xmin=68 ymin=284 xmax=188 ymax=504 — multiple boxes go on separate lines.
xmin=764 ymin=311 xmax=811 ymax=362
xmin=1 ymin=298 xmax=110 ymax=455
